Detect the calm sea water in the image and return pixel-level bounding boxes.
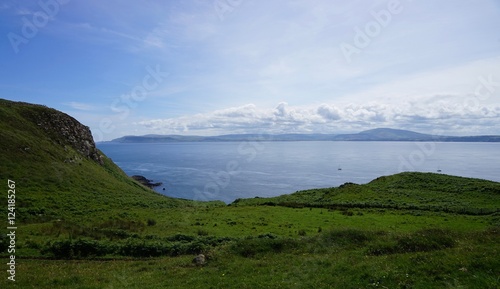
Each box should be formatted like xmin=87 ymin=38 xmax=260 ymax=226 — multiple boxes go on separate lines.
xmin=97 ymin=141 xmax=500 ymax=203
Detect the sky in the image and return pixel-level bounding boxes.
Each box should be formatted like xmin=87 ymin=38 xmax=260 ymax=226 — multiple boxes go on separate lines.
xmin=1 ymin=0 xmax=500 ymax=141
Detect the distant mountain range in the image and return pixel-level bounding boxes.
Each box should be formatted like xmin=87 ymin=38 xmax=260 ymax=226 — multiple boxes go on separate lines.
xmin=108 ymin=128 xmax=500 ymax=143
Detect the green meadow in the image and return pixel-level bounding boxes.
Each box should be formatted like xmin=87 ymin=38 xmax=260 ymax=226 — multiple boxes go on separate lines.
xmin=2 ymin=172 xmax=499 ymax=289
xmin=2 ymin=207 xmax=499 ymax=288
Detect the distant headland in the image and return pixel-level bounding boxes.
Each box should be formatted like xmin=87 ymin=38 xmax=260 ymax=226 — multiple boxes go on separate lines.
xmin=106 ymin=128 xmax=500 ymax=143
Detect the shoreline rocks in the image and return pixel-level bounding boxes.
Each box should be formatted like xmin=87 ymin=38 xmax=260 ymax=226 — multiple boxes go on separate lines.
xmin=131 ymin=175 xmax=162 ymax=188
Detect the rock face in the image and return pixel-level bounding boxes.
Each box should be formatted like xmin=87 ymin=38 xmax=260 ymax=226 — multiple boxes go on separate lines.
xmin=16 ymin=101 xmax=103 ymax=165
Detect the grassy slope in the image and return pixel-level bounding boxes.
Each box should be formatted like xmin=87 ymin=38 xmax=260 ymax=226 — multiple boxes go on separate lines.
xmin=0 ymin=99 xmax=221 ymax=223
xmin=235 ymin=172 xmax=500 ymax=214
xmin=1 ymin=99 xmax=499 ymax=288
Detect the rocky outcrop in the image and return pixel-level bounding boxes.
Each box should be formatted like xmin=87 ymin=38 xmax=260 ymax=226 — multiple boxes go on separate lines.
xmin=38 ymin=110 xmax=103 ymax=165
xmin=14 ymin=101 xmax=104 ymax=165
xmin=131 ymin=175 xmax=162 ymax=188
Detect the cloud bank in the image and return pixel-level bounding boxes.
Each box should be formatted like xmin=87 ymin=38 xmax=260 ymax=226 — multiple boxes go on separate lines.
xmin=137 ymin=98 xmax=500 ymax=136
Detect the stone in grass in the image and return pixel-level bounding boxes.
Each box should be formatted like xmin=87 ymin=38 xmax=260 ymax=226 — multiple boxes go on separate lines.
xmin=192 ymin=254 xmax=206 ymax=266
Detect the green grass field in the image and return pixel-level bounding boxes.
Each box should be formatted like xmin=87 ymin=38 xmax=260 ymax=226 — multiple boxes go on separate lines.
xmin=3 ymin=209 xmax=499 ymax=288
xmin=1 ymin=99 xmax=499 ymax=288
xmin=2 ymin=174 xmax=499 ymax=288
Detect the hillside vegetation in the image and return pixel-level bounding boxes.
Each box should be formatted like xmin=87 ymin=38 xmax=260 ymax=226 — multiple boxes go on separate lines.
xmin=0 ymin=99 xmax=499 ymax=288
xmin=235 ymin=172 xmax=500 ymax=215
xmin=0 ymin=99 xmax=222 ymax=223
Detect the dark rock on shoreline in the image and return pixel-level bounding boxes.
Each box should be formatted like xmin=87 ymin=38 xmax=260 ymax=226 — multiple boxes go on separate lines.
xmin=131 ymin=175 xmax=162 ymax=188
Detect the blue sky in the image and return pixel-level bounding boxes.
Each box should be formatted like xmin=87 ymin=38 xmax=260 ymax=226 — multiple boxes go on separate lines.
xmin=1 ymin=0 xmax=500 ymax=141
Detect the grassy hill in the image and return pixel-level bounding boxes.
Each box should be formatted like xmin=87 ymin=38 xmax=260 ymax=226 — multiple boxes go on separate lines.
xmin=0 ymin=99 xmax=499 ymax=288
xmin=234 ymin=172 xmax=500 ymax=215
xmin=0 ymin=99 xmax=221 ymax=224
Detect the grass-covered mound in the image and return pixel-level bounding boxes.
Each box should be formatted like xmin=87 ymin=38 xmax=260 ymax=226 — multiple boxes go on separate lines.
xmin=234 ymin=172 xmax=500 ymax=215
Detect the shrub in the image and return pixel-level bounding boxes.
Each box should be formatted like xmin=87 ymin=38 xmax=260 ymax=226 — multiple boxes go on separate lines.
xmin=147 ymin=219 xmax=157 ymax=226
xmin=166 ymin=234 xmax=195 ymax=242
xmin=119 ymin=239 xmax=163 ymax=257
xmin=341 ymin=210 xmax=354 ymax=216
xmin=278 ymin=202 xmax=305 ymax=208
xmin=197 ymin=229 xmax=209 ymax=236
xmin=99 ymin=228 xmax=132 ymax=240
xmin=42 ymin=239 xmax=115 ymax=259
xmin=201 ymin=236 xmax=235 ymax=246
xmin=184 ymin=240 xmax=208 ymax=255
xmin=262 ymin=202 xmax=276 ymax=206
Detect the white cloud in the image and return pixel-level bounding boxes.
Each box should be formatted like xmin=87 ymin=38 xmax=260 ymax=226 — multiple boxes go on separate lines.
xmin=317 ymin=104 xmax=341 ymax=121
xmin=136 ymin=100 xmax=500 ymax=136
xmin=4 ymin=0 xmax=499 ymax=140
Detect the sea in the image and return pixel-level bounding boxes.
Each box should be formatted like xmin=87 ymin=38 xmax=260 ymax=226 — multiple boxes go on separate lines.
xmin=97 ymin=141 xmax=500 ymax=203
